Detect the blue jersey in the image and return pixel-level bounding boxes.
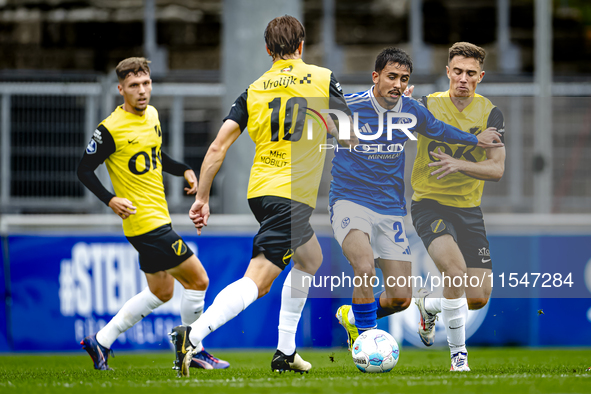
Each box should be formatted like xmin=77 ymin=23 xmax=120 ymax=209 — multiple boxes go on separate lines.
xmin=329 ymin=87 xmax=478 ymax=216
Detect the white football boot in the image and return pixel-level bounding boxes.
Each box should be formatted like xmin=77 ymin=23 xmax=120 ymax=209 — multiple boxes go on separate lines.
xmin=415 ymin=288 xmax=438 ymax=346
xmin=450 ymin=352 xmax=471 ymax=371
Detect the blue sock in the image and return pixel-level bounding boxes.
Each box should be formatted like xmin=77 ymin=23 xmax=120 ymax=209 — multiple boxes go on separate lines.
xmin=374 ymin=291 xmax=387 ymax=319
xmin=351 ymin=301 xmax=377 ymax=332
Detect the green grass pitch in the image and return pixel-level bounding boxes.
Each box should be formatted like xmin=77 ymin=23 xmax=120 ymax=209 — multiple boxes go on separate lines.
xmin=1 ymin=348 xmax=590 ymax=393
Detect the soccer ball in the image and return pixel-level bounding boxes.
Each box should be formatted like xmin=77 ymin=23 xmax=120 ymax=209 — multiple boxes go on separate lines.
xmin=351 ymin=329 xmax=399 ymax=373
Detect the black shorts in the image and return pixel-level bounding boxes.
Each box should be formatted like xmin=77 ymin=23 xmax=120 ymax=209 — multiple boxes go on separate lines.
xmin=126 ymin=223 xmax=195 ymax=274
xmin=411 ymin=199 xmax=492 ymax=269
xmin=248 ymin=196 xmax=315 ymax=270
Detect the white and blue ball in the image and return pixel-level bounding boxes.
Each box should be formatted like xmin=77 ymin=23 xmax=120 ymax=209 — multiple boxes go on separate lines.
xmin=351 ymin=329 xmax=399 ymax=373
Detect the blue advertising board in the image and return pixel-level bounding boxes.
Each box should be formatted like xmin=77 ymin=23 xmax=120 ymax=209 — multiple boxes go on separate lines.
xmin=5 ymin=233 xmax=335 ymax=351
xmin=1 ymin=233 xmax=590 ymax=351
xmin=0 ymin=236 xmax=9 ymax=351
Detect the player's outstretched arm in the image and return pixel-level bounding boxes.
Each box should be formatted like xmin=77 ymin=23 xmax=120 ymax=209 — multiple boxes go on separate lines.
xmin=416 ymin=104 xmax=503 ymax=148
xmin=428 ymin=144 xmax=505 ymax=181
xmin=189 ymin=119 xmax=241 ymax=234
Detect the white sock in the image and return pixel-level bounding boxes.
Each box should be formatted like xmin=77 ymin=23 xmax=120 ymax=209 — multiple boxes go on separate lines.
xmin=96 ymin=287 xmax=163 ymax=349
xmin=180 ymin=288 xmax=206 ymax=351
xmin=189 ymin=277 xmax=258 ymax=347
xmin=441 ymin=297 xmax=468 ymax=355
xmin=347 ymin=307 xmax=356 ymax=324
xmin=425 ymin=297 xmax=442 ymax=315
xmin=277 ymin=268 xmax=312 ymax=355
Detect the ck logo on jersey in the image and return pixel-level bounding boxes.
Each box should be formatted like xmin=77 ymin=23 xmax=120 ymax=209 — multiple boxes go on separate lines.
xmin=341 ymin=217 xmax=350 ymax=229
xmin=427 ymin=141 xmax=478 ymax=162
xmin=171 ymin=240 xmax=187 ymax=256
xmin=430 ymin=219 xmax=446 ymax=233
xmin=282 ymin=248 xmax=294 ymax=265
xmin=86 ymin=139 xmax=97 ymax=154
xmin=128 ymin=147 xmax=161 ymax=175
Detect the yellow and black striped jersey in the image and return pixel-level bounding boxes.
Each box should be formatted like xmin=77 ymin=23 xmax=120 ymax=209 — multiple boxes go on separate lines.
xmin=77 ymin=105 xmax=190 ymax=237
xmin=225 ymin=58 xmax=348 ymax=208
xmin=411 ymin=90 xmax=505 ymax=208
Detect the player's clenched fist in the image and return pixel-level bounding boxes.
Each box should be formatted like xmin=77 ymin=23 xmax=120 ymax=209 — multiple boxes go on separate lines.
xmin=108 ymin=197 xmax=137 ymax=219
xmin=189 ymin=199 xmax=210 ymax=235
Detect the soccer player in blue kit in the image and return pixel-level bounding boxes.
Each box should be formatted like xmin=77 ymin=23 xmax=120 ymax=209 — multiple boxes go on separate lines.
xmin=332 ymin=48 xmax=504 ymax=352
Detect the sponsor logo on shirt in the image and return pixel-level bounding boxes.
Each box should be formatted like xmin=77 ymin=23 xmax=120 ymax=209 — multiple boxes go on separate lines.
xmin=478 ymin=247 xmax=490 ymax=257
xmin=300 ymin=73 xmax=312 ymax=84
xmin=263 ymin=76 xmax=297 ymax=90
xmin=92 ymin=129 xmax=103 ymax=144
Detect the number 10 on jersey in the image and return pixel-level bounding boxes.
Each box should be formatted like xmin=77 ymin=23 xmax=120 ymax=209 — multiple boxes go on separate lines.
xmin=268 ymin=97 xmax=309 ymax=142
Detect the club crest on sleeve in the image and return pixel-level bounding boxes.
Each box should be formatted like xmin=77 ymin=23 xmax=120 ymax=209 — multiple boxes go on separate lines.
xmin=86 ymin=139 xmax=97 ymax=154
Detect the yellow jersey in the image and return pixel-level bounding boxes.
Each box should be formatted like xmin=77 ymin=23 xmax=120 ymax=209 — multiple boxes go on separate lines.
xmin=78 ymin=105 xmax=176 ymax=237
xmin=411 ymin=91 xmax=505 ymax=208
xmin=224 ymin=58 xmax=348 ymax=208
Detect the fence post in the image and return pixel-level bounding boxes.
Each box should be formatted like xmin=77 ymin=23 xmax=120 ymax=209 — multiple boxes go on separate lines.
xmin=169 ymin=96 xmax=184 ymax=209
xmin=1 ymin=94 xmax=11 ymax=209
xmin=509 ymin=96 xmax=524 ymax=209
xmin=84 ymin=95 xmax=98 ymax=205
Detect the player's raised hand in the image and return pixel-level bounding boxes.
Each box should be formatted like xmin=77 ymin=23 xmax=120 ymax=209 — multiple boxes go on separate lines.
xmin=184 ymin=169 xmax=198 ymax=195
xmin=108 ymin=197 xmax=137 ymax=219
xmin=403 ymin=85 xmax=415 ymax=97
xmin=428 ymin=148 xmax=463 ymax=179
xmin=476 ymin=127 xmax=504 ymax=149
xmin=189 ymin=199 xmax=210 ymax=235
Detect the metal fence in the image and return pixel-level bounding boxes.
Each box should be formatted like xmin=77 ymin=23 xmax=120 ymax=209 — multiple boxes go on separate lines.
xmin=0 ymin=81 xmax=222 ymax=214
xmin=1 ymin=81 xmax=590 ymax=214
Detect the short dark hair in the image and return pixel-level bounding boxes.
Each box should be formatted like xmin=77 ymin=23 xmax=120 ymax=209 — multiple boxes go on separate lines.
xmin=449 ymin=42 xmax=486 ymax=67
xmin=115 ymin=57 xmax=151 ymax=81
xmin=374 ymin=47 xmax=413 ymax=74
xmin=264 ymin=15 xmax=305 ymax=59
